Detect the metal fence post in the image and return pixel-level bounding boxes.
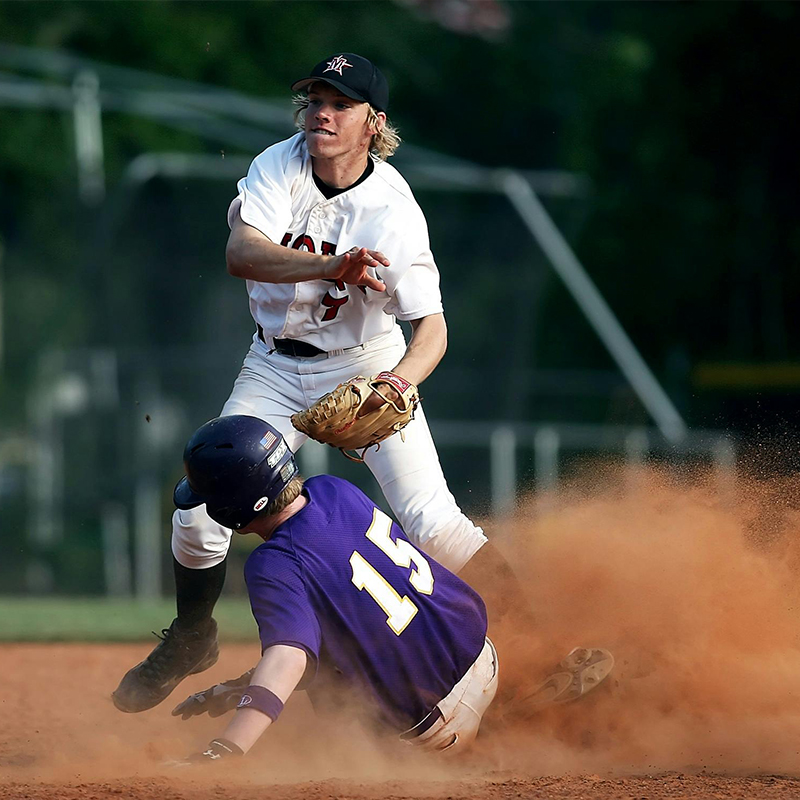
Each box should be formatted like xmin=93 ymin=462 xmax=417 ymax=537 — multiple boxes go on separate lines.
xmin=72 ymin=70 xmax=105 ymax=205
xmin=501 ymin=170 xmax=688 ymax=445
xmin=102 ymin=503 xmax=132 ymax=597
xmin=624 ymin=428 xmax=649 ymax=492
xmin=712 ymin=436 xmax=737 ymax=504
xmin=534 ymin=426 xmax=560 ymax=493
xmin=134 ymin=477 xmax=161 ymax=600
xmin=490 ymin=426 xmax=517 ymax=516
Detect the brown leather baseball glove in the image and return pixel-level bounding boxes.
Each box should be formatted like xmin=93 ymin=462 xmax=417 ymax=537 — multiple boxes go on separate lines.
xmin=291 ymin=371 xmax=419 ymax=462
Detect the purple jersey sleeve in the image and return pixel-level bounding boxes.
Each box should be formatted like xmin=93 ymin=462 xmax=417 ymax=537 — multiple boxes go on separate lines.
xmin=244 ymin=475 xmax=488 ymax=732
xmin=244 ymin=543 xmax=321 ymax=669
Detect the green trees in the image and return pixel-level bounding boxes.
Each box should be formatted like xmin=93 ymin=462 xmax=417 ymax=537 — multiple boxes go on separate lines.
xmin=1 ymin=0 xmax=798 ymax=431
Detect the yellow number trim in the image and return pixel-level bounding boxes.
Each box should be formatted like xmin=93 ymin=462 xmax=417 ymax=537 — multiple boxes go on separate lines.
xmin=364 ymin=509 xmax=434 ymax=595
xmin=349 ymin=508 xmax=435 ymax=634
xmin=349 ymin=551 xmax=418 ymax=635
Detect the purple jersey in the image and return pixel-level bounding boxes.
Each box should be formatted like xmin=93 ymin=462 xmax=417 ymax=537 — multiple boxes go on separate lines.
xmin=244 ymin=475 xmax=488 ymax=731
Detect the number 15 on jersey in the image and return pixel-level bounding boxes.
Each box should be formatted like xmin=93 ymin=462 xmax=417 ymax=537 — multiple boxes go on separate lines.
xmin=350 ymin=508 xmax=434 ymax=635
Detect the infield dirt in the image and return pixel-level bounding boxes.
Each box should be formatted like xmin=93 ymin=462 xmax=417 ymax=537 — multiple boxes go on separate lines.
xmin=4 ymin=465 xmax=800 ymax=800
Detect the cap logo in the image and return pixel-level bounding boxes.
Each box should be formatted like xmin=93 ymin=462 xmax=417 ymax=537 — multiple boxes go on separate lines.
xmin=253 ymin=497 xmax=269 ymax=512
xmin=323 ymin=56 xmax=353 ymax=76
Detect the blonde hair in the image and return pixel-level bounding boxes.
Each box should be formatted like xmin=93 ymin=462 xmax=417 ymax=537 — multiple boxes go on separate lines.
xmin=262 ymin=476 xmax=305 ymax=518
xmin=292 ymin=94 xmax=401 ymax=161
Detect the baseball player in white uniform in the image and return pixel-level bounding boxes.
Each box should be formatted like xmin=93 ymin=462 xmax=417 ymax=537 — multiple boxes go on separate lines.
xmin=112 ymin=53 xmax=613 ymax=716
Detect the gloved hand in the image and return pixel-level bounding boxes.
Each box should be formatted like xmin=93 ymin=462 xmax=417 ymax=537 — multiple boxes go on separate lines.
xmin=171 ymin=668 xmax=255 ymax=720
xmin=291 ymin=371 xmax=419 ymax=462
xmin=168 ymin=738 xmax=244 ymax=766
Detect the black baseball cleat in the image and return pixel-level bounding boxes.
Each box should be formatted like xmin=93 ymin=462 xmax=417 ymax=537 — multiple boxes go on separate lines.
xmin=112 ymin=618 xmax=219 ymax=713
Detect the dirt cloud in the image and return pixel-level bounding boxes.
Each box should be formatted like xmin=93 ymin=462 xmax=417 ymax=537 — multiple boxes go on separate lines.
xmin=479 ymin=463 xmax=800 ymax=776
xmin=5 ymin=462 xmax=800 ymax=795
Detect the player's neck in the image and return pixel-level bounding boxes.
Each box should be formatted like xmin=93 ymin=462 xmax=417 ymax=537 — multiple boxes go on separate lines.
xmin=311 ymin=149 xmax=371 ymax=190
xmin=257 ymin=495 xmax=309 ymax=541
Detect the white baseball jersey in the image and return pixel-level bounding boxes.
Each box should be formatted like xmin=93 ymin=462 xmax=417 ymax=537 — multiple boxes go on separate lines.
xmin=173 ymin=134 xmax=488 ymax=576
xmin=227 ymin=132 xmax=444 ymax=351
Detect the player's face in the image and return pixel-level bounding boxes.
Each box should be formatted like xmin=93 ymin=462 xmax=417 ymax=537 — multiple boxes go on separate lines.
xmin=304 ymin=83 xmax=383 ymax=161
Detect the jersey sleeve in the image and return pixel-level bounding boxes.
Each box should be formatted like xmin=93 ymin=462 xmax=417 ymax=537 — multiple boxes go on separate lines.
xmin=244 ymin=545 xmax=321 ymax=669
xmin=227 ymin=139 xmax=297 ymax=243
xmin=382 ymin=211 xmax=444 ymax=321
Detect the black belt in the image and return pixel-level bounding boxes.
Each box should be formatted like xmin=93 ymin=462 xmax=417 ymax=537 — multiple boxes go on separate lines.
xmin=258 ymin=326 xmax=326 ymax=357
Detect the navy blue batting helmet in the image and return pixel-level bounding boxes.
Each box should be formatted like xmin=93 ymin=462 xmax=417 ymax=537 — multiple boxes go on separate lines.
xmin=173 ymin=416 xmax=299 ymax=530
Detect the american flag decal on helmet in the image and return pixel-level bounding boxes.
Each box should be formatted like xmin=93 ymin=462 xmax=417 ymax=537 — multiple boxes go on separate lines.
xmin=260 ymin=431 xmax=277 ymax=449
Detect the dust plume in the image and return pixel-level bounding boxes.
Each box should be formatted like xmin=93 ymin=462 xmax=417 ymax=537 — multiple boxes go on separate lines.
xmin=478 ymin=462 xmax=800 ymax=776
xmin=7 ymin=462 xmax=800 ymax=796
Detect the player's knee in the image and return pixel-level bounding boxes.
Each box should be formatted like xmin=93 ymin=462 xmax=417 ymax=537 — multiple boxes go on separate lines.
xmin=171 ymin=507 xmax=232 ymax=569
xmin=420 ymin=706 xmax=482 ymax=755
xmin=407 ymin=514 xmax=487 ymax=574
xmin=448 ymin=710 xmax=482 ymax=753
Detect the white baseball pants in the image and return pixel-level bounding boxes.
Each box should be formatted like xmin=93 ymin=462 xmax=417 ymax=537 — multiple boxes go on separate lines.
xmin=401 ymin=637 xmax=499 ymax=753
xmin=172 ymin=327 xmax=487 ymax=574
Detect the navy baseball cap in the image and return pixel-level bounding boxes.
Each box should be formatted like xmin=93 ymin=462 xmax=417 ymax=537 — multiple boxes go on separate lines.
xmin=291 ymin=53 xmax=389 ymax=113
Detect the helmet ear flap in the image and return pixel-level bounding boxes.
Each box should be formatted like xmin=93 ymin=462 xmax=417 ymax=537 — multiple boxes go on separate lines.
xmin=205 ymin=503 xmax=251 ymax=531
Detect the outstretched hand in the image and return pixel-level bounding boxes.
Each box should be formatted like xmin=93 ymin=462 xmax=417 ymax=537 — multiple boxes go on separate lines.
xmin=330 ymin=247 xmax=390 ymax=292
xmin=165 ymin=738 xmax=244 ymax=767
xmin=171 ymin=668 xmax=255 ymax=720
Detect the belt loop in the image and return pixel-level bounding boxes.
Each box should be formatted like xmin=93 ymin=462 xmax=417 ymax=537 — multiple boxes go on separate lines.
xmin=257 ymin=325 xmax=276 ymax=355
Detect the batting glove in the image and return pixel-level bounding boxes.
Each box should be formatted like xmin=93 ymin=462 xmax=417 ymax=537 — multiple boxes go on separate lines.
xmin=167 ymin=738 xmax=244 ymax=766
xmin=171 ymin=668 xmax=255 ymax=720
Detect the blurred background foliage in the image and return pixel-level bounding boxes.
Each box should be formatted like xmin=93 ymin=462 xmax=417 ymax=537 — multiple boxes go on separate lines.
xmin=1 ymin=0 xmax=799 ymax=597
xmin=2 ymin=1 xmax=798 ymax=429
